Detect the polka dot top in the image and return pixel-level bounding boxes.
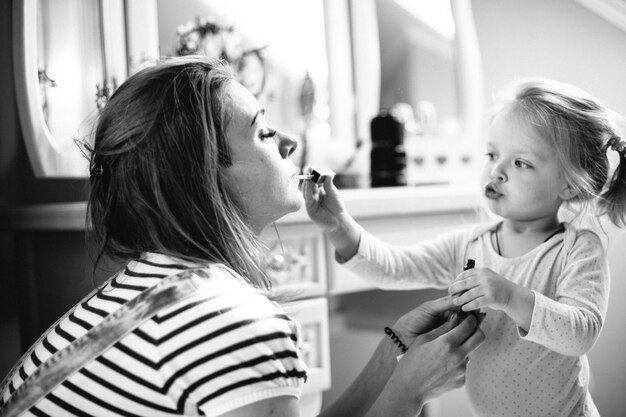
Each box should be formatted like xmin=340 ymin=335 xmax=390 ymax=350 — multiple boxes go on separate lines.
xmin=344 ymin=220 xmax=608 ymax=417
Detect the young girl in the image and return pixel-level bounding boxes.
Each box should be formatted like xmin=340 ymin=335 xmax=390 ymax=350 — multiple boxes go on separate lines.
xmin=304 ymin=78 xmax=626 ymax=416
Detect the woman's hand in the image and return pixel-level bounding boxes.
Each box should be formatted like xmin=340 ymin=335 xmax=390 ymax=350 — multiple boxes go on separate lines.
xmin=318 ymin=296 xmax=484 ymax=417
xmin=394 ymin=313 xmax=485 ymax=404
xmin=391 ymin=295 xmax=458 ymax=345
xmin=371 ymin=296 xmax=485 ymax=413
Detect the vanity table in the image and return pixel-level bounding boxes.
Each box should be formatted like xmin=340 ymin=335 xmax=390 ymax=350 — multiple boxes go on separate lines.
xmin=0 ymin=184 xmax=483 ymax=416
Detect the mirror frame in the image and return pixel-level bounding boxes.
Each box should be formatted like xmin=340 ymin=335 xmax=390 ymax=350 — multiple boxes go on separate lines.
xmin=13 ymin=0 xmax=90 ymax=177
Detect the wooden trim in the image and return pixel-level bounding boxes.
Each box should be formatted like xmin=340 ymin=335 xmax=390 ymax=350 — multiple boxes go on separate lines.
xmin=0 ymin=184 xmax=482 ymax=231
xmin=0 ymin=202 xmax=88 ymax=231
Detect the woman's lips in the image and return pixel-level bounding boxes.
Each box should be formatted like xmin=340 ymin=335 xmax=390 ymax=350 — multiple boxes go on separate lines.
xmin=484 ymin=184 xmax=503 ymax=199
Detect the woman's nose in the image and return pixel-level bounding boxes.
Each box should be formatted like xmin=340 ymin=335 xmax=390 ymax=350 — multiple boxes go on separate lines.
xmin=277 ymin=131 xmax=298 ymax=159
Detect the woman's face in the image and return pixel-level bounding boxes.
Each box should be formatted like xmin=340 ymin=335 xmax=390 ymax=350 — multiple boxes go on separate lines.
xmin=222 ymin=81 xmax=302 ymax=233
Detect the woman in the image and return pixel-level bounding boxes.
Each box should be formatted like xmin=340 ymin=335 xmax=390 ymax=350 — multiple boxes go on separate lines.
xmin=0 ymin=56 xmax=484 ymax=417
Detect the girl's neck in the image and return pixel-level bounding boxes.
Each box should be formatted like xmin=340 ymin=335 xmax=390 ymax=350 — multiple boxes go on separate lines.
xmin=496 ymin=216 xmax=563 ymax=258
xmin=501 ymin=216 xmax=561 ymax=236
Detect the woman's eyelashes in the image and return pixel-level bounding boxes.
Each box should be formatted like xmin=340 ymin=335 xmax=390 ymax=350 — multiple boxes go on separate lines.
xmin=259 ymin=128 xmax=277 ymax=140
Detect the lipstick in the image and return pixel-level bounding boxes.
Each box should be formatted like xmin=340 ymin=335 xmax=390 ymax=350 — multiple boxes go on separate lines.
xmin=457 ymin=259 xmax=485 ymax=324
xmin=292 ymin=169 xmax=330 ymax=184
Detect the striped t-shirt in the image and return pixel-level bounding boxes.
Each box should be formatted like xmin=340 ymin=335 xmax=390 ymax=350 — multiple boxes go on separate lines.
xmin=0 ymin=253 xmax=307 ymax=416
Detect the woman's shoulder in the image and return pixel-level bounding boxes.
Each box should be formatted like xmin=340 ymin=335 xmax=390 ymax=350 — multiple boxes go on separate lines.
xmin=131 ymin=254 xmax=288 ymax=324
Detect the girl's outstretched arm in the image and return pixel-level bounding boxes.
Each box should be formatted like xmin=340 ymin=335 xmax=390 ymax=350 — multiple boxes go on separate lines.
xmin=303 ymin=175 xmax=361 ymax=261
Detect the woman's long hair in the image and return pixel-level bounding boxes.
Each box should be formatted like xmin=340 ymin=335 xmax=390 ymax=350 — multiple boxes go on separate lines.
xmin=87 ymin=56 xmax=271 ymax=288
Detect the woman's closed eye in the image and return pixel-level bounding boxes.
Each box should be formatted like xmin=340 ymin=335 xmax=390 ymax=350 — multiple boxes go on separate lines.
xmin=260 ymin=128 xmax=277 ymax=140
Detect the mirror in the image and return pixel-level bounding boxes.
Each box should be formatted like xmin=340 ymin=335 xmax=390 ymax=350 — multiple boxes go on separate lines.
xmin=348 ymin=0 xmax=483 ymax=187
xmin=145 ymin=0 xmax=332 ymax=174
xmin=14 ymin=0 xmax=335 ymax=178
xmin=14 ymin=0 xmax=482 ymax=183
xmin=14 ymin=0 xmax=115 ymax=177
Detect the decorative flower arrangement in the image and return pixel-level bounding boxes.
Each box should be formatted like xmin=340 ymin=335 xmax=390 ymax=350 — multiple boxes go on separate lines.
xmin=175 ymin=16 xmax=267 ymax=96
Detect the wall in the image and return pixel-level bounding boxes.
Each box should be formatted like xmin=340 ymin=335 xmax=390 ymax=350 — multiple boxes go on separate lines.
xmin=472 ymin=1 xmax=626 ymax=415
xmin=0 ymin=1 xmax=91 ymax=378
xmin=474 ymin=0 xmax=626 ymax=115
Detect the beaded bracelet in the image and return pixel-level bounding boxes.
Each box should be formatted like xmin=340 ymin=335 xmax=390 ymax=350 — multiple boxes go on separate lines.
xmin=384 ymin=326 xmax=408 ymax=353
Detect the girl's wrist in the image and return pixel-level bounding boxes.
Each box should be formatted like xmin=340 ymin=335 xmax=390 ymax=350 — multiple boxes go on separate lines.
xmin=323 ymin=212 xmax=355 ymax=235
xmin=326 ymin=214 xmax=361 ymax=260
xmin=503 ymin=284 xmax=534 ymax=331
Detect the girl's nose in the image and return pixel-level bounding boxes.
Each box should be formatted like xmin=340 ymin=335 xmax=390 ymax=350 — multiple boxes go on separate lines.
xmin=277 ymin=131 xmax=298 ymax=159
xmin=490 ymin=162 xmax=507 ymax=182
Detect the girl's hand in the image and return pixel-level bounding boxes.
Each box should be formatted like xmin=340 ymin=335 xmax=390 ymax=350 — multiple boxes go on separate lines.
xmin=448 ymin=268 xmax=534 ymax=330
xmin=302 ymin=172 xmax=345 ymax=233
xmin=448 ymin=268 xmax=515 ymax=312
xmin=303 ymin=173 xmax=361 ymax=260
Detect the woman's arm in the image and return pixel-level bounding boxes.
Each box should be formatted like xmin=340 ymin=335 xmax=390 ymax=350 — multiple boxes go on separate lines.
xmin=321 ymin=297 xmax=483 ymax=417
xmin=322 ymin=296 xmax=482 ymax=417
xmin=220 ymin=297 xmax=484 ymax=417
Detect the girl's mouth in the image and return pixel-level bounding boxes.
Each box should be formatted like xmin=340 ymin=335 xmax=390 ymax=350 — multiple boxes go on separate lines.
xmin=484 ymin=184 xmax=503 ymax=200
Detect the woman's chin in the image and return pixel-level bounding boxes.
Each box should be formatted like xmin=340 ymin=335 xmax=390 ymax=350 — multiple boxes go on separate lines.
xmin=274 ymin=195 xmax=304 ymax=221
xmin=289 ymin=194 xmax=305 ymax=212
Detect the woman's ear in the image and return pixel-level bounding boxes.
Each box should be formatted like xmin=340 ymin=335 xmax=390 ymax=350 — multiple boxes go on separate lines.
xmin=559 ymin=184 xmax=578 ymax=201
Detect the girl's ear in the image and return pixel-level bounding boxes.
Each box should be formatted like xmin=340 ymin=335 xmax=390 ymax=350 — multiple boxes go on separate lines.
xmin=559 ymin=184 xmax=578 ymax=201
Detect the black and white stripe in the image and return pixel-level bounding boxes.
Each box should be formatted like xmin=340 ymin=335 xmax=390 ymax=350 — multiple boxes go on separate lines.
xmin=1 ymin=254 xmax=306 ymax=416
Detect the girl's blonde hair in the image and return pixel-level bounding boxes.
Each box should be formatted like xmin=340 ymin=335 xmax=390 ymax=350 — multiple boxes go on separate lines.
xmin=492 ymin=78 xmax=626 ymax=227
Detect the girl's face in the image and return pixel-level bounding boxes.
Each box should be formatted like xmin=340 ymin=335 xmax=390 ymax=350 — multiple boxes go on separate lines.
xmin=480 ymin=110 xmax=572 ymax=223
xmin=222 ymin=81 xmax=303 ymax=233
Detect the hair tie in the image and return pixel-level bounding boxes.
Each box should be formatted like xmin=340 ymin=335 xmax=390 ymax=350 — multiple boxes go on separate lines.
xmin=91 ymin=165 xmax=104 ymax=176
xmin=607 ymin=136 xmax=626 ymax=153
xmin=384 ymin=326 xmax=408 ymax=354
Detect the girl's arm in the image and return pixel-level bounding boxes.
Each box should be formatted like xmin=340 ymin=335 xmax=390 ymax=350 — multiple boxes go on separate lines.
xmin=521 ymin=232 xmax=609 ymax=355
xmin=303 ymin=175 xmax=361 ymax=260
xmin=303 ymin=178 xmax=463 ymax=289
xmin=450 ymin=231 xmax=609 ymax=355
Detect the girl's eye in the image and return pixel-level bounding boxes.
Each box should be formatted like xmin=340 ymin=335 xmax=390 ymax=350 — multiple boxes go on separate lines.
xmin=514 ymin=160 xmax=531 ymax=169
xmin=260 ymin=128 xmax=277 ymax=140
xmin=485 ymin=152 xmax=495 ymax=161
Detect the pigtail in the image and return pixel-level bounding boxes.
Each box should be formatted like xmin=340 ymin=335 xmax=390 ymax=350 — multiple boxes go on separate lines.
xmin=599 ymin=138 xmax=626 ymax=227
